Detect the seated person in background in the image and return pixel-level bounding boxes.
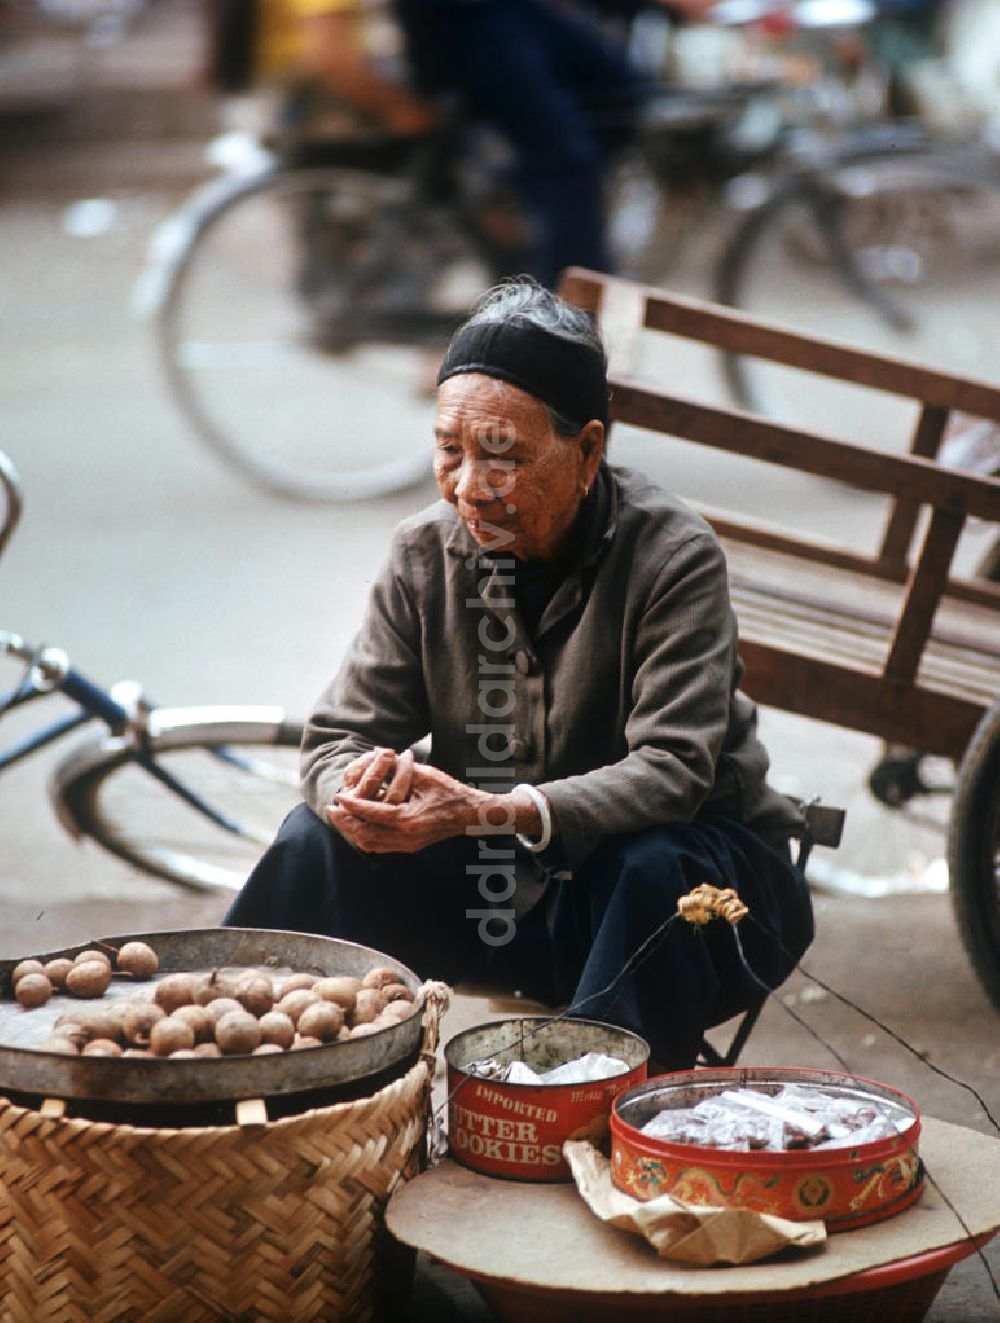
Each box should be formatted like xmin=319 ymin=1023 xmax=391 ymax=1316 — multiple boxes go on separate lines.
xmin=253 ymin=0 xmax=435 ymax=136
xmin=223 ymin=275 xmax=814 ymax=1071
xmin=252 ymin=0 xmax=715 ymax=286
xmin=392 ymin=0 xmax=717 ymax=286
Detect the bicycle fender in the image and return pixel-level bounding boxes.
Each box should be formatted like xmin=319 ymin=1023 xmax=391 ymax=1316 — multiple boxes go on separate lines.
xmin=47 ymin=704 xmax=296 ymax=839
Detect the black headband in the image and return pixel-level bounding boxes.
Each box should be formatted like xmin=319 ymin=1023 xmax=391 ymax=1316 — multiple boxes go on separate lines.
xmin=436 ymin=320 xmax=609 ymax=430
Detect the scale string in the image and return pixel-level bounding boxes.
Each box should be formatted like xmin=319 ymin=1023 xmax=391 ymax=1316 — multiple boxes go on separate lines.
xmin=732 ymin=918 xmax=1000 ymax=1304
xmin=429 ymin=911 xmax=683 ymax=1124
xmin=740 ymin=913 xmax=999 ymax=1136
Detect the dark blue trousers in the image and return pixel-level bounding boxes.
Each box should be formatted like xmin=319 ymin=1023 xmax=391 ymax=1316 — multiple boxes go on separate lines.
xmin=223 ymin=803 xmax=813 ymax=1069
xmin=394 ymin=0 xmax=645 ymax=287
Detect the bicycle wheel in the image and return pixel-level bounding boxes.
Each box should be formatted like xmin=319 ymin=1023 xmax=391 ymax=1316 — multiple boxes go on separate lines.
xmin=948 ymin=697 xmax=1000 ymax=1010
xmin=157 ymin=164 xmax=492 ymax=501
xmin=716 ymin=151 xmax=1000 ymax=433
xmin=52 ymin=707 xmax=305 ymax=892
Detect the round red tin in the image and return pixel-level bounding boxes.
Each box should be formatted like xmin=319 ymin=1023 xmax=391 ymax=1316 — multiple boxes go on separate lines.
xmin=610 ymin=1066 xmax=923 ymax=1231
xmin=445 ymin=1016 xmax=649 ymax=1182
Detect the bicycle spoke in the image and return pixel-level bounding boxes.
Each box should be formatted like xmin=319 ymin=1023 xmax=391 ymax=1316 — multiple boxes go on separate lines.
xmin=208 ymin=744 xmax=299 ymax=786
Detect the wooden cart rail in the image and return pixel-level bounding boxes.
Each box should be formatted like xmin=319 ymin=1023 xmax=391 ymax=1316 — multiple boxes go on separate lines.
xmin=559 ymin=268 xmax=1000 ymax=763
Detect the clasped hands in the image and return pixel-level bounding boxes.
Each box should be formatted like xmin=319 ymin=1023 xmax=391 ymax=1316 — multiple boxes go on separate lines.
xmin=327 ymin=746 xmax=506 ymax=854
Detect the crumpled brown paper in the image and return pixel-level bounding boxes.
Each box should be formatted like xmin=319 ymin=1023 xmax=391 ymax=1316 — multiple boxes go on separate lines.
xmin=564 ymin=1140 xmax=827 ymax=1266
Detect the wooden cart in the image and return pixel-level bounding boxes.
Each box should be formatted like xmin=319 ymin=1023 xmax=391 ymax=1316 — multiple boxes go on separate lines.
xmin=559 ymin=267 xmax=1000 ymax=1011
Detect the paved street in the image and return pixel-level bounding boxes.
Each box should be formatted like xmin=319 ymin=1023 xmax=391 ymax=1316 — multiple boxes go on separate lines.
xmin=0 ymin=3 xmax=998 ymax=1316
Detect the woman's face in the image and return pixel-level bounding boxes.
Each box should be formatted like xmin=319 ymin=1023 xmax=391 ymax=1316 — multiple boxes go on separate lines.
xmin=433 ymin=374 xmax=603 ymax=563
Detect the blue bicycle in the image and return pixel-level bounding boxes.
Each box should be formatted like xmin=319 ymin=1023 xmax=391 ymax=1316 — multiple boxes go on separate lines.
xmin=0 ymin=450 xmax=303 ymax=892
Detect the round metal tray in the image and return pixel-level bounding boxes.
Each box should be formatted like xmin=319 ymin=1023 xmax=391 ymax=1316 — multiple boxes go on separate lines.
xmin=0 ymin=927 xmax=423 ymax=1105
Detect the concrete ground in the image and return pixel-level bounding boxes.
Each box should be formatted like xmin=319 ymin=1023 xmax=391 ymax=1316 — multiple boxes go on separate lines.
xmin=0 ymin=2 xmax=998 ymax=1317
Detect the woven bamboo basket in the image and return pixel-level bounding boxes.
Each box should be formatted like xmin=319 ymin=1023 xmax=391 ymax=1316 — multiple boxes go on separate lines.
xmin=0 ymin=985 xmax=448 ymax=1323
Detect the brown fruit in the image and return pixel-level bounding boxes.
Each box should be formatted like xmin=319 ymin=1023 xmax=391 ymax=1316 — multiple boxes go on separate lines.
xmin=253 ymin=1043 xmax=284 ymax=1056
xmin=74 ymin=949 xmax=113 ymax=972
xmin=65 ymin=960 xmax=112 ymax=999
xmin=11 ymin=959 xmax=46 ymax=987
xmin=115 ymin=941 xmax=158 ymax=979
xmin=274 ymin=989 xmax=321 ymax=1026
xmin=57 ymin=1005 xmax=123 ymax=1043
xmin=313 ymin=976 xmax=362 ymax=1009
xmin=215 ymin=1010 xmax=262 ymax=1056
xmin=152 ymin=973 xmax=198 ymax=1013
xmin=122 ymin=1002 xmax=167 ymax=1045
xmin=53 ymin=1020 xmax=89 ymax=1048
xmin=257 ymin=1011 xmax=295 ymax=1050
xmin=39 ymin=1035 xmax=79 ymax=1054
xmin=122 ymin=1048 xmax=153 ymax=1058
xmin=280 ymin=973 xmax=317 ymax=995
xmin=192 ymin=970 xmax=240 ymax=1006
xmin=193 ymin=1042 xmax=222 ymax=1058
xmin=380 ymin=999 xmax=416 ymax=1023
xmin=350 ymin=988 xmax=383 ymax=1026
xmin=15 ymin=973 xmax=53 ymax=1008
xmin=380 ymin=982 xmax=415 ymax=1004
xmin=169 ymin=1049 xmax=200 ymax=1059
xmin=291 ymin=1035 xmax=322 ymax=1050
xmin=43 ymin=958 xmax=74 ymax=988
xmin=296 ymin=1001 xmax=344 ymax=1043
xmin=349 ymin=1022 xmax=383 ymax=1039
xmin=362 ymin=966 xmax=401 ymax=992
xmin=171 ymin=1004 xmax=215 ymax=1044
xmin=205 ymin=996 xmax=244 ymax=1026
xmin=149 ymin=1017 xmax=196 ymax=1057
xmin=83 ymin=1038 xmax=123 ymax=1057
xmin=234 ymin=973 xmax=274 ymax=1017
xmin=336 ymin=1025 xmax=353 ymax=1042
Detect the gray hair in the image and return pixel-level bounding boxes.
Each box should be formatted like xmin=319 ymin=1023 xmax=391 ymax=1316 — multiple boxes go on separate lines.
xmin=461 ymin=276 xmax=607 ymax=437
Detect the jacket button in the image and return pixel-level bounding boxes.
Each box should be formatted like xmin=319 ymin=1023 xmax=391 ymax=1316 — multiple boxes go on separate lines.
xmin=515 ymin=650 xmax=534 ymax=675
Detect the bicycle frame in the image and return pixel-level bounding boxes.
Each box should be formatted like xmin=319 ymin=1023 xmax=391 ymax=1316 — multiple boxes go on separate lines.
xmin=0 ymin=645 xmax=267 ymax=839
xmin=0 ymin=649 xmax=128 ymax=774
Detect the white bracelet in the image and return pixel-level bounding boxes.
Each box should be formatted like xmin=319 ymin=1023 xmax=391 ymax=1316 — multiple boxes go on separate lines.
xmin=514 ymin=783 xmax=553 ymax=854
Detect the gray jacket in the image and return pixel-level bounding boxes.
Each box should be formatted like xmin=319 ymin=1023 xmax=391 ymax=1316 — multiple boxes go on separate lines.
xmin=301 ymin=464 xmax=803 ymax=871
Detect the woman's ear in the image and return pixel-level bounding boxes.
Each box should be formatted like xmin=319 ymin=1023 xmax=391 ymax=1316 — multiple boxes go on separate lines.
xmin=578 ymin=419 xmax=605 ymax=491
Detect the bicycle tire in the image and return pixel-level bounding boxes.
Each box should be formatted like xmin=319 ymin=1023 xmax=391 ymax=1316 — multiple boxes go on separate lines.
xmin=156 ymin=163 xmax=491 ymax=502
xmin=947 ymin=696 xmax=1000 ymax=1010
xmin=52 ymin=706 xmax=305 ymax=893
xmin=715 ymin=150 xmax=1000 ymax=427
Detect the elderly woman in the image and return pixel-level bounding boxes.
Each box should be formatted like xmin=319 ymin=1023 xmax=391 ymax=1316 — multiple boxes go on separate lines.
xmin=224 ymin=276 xmax=813 ymax=1070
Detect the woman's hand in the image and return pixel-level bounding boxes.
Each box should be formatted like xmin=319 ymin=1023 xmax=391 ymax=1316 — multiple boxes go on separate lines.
xmin=339 ymin=746 xmax=415 ymax=805
xmin=328 ymin=760 xmax=500 ymax=854
xmin=328 ymin=751 xmax=546 ymax=853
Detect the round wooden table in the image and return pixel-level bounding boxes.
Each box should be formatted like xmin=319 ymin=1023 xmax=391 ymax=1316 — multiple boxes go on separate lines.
xmin=388 ymin=1116 xmax=1000 ymax=1321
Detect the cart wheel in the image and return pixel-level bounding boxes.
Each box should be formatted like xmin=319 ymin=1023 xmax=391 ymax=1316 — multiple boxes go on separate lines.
xmin=948 ymin=697 xmax=1000 ymax=1010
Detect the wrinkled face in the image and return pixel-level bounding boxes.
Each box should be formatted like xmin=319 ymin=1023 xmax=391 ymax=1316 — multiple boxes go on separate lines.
xmin=433 ymin=374 xmax=603 ymax=563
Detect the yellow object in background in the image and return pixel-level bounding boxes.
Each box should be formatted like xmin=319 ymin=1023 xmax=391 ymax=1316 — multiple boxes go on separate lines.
xmin=256 ymin=0 xmax=361 ymax=80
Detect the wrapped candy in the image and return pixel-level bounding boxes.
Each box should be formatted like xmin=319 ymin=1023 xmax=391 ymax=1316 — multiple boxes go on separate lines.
xmin=640 ymin=1084 xmax=911 ymax=1152
xmin=466 ymin=1051 xmax=630 ymax=1086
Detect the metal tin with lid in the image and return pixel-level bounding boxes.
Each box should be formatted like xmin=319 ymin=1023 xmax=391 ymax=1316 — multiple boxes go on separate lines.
xmin=610 ymin=1066 xmax=923 ymax=1231
xmin=446 ymin=1015 xmax=649 ymax=1182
